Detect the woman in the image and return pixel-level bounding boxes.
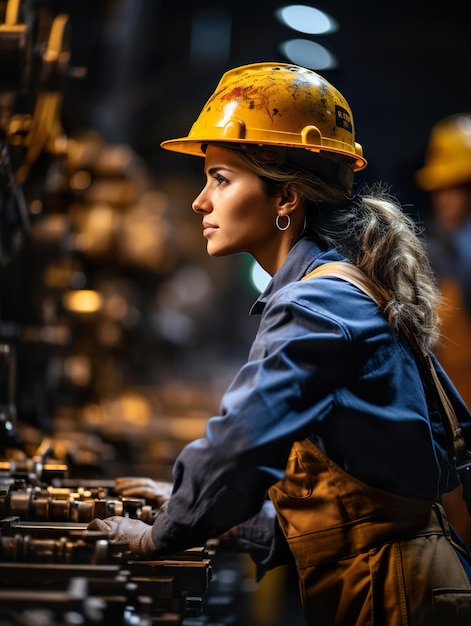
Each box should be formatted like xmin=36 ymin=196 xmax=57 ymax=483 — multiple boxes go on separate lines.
xmin=89 ymin=63 xmax=471 ymax=625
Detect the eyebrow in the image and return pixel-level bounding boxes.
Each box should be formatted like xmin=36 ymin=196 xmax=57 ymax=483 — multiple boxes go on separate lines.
xmin=207 ymin=165 xmax=236 ymax=175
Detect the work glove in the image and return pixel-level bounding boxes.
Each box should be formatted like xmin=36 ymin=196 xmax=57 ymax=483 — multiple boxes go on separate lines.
xmin=87 ymin=516 xmax=156 ymax=555
xmin=114 ymin=476 xmax=173 ymax=506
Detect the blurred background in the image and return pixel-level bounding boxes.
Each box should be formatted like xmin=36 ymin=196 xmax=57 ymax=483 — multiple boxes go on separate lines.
xmin=0 ymin=1 xmax=470 ymax=624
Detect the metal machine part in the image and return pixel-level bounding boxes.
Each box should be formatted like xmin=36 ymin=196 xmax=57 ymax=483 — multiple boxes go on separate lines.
xmin=0 ymin=459 xmax=213 ymax=624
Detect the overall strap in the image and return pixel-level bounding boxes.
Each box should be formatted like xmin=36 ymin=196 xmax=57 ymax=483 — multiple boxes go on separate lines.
xmin=302 ymin=261 xmax=471 ymax=513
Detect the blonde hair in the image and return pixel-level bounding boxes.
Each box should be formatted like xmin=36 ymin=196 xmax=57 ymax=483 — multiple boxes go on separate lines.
xmin=230 ymin=147 xmax=442 ymax=350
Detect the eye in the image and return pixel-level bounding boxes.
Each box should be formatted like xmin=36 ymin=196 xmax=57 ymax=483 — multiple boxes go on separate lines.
xmin=214 ymin=172 xmax=229 ymax=185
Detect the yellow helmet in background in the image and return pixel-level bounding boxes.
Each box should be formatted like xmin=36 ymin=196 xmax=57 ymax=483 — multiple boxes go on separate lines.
xmin=160 ymin=62 xmax=367 ymax=172
xmin=415 ymin=114 xmax=471 ymax=191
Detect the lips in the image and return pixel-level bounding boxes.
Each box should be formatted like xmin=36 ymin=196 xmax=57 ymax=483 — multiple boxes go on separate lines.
xmin=202 ymin=221 xmax=218 ymax=236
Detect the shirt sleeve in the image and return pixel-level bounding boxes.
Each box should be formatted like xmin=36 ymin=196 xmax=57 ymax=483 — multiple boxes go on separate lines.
xmin=150 ymin=283 xmax=356 ymax=555
xmin=234 ymin=499 xmax=295 ymax=579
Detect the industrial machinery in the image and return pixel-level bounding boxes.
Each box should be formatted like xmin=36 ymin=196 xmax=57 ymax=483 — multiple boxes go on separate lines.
xmin=0 ymin=2 xmax=217 ymax=624
xmin=0 ymin=450 xmax=213 ymax=625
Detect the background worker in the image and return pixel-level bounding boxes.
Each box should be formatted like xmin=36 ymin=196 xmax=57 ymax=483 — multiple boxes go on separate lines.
xmin=416 ymin=113 xmax=471 ymax=547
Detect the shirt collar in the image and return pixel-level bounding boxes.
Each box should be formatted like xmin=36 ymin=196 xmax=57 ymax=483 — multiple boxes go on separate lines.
xmin=250 ymin=237 xmax=326 ymax=315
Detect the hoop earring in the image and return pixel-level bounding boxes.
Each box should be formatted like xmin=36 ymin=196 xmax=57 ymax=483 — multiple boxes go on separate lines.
xmin=275 ymin=214 xmax=291 ymax=231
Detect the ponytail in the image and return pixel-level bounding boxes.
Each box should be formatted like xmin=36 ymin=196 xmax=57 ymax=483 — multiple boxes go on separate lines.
xmin=305 ymin=182 xmax=441 ymax=349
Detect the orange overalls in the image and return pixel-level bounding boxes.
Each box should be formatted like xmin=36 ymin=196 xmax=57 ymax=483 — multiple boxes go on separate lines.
xmin=269 ymin=438 xmax=471 ymax=625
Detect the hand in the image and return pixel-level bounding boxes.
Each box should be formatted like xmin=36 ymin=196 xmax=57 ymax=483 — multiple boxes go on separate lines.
xmin=87 ymin=516 xmax=156 ymax=555
xmin=114 ymin=477 xmax=173 ymax=505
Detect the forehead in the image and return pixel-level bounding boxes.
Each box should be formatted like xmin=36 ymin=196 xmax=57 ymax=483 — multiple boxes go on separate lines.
xmin=204 ymin=144 xmax=245 ymax=167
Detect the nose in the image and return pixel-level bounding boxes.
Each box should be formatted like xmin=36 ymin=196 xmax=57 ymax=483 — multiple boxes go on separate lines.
xmin=192 ymin=186 xmax=210 ymax=214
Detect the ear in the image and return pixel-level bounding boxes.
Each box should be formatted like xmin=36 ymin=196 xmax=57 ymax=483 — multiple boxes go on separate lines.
xmin=277 ymin=185 xmax=300 ymax=215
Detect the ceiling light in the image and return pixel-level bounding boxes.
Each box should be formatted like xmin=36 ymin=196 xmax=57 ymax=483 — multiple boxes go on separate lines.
xmin=276 ymin=4 xmax=338 ymax=35
xmin=279 ymin=39 xmax=338 ymax=70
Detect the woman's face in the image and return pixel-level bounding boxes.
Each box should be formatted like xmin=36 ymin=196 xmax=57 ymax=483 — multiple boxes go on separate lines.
xmin=192 ymin=145 xmax=283 ymax=267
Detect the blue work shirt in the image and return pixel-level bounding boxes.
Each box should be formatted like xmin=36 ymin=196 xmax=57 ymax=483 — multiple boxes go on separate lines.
xmin=150 ymin=237 xmax=471 ymax=556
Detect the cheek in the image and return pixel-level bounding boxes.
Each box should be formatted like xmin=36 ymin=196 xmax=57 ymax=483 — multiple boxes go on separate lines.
xmin=237 ymin=188 xmax=277 ymax=227
xmin=217 ymin=191 xmax=248 ymax=221
xmin=239 ymin=204 xmax=274 ymax=239
xmin=214 ymin=174 xmax=277 ymax=237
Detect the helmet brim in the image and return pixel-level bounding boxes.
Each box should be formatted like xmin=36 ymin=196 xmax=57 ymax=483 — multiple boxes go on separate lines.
xmin=160 ymin=138 xmax=367 ymax=172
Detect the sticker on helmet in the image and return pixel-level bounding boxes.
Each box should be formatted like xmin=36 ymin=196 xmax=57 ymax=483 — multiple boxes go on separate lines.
xmin=335 ymin=105 xmax=353 ymax=133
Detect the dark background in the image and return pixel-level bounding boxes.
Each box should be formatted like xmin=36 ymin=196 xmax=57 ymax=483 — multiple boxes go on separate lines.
xmin=2 ymin=0 xmax=471 ymax=457
xmin=2 ymin=0 xmax=467 ymax=436
xmin=60 ymin=0 xmax=471 ymax=219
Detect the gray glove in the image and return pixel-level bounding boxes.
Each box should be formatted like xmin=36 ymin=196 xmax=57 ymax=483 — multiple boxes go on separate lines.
xmin=88 ymin=516 xmax=156 ymax=555
xmin=114 ymin=477 xmax=173 ymax=505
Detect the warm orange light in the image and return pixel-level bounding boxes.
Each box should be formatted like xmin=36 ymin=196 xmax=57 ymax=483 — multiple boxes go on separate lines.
xmin=62 ymin=290 xmax=103 ymax=313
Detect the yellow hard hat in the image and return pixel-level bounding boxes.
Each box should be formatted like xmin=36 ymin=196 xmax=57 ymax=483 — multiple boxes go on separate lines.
xmin=160 ymin=62 xmax=367 ymax=171
xmin=415 ymin=114 xmax=471 ymax=191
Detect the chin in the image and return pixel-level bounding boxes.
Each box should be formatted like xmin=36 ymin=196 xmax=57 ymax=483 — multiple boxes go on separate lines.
xmin=207 ymin=248 xmax=226 ymax=257
xmin=207 ymin=243 xmax=236 ymax=257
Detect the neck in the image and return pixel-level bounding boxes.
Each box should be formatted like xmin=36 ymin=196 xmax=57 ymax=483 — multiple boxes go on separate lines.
xmin=255 ymin=233 xmax=302 ymax=276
